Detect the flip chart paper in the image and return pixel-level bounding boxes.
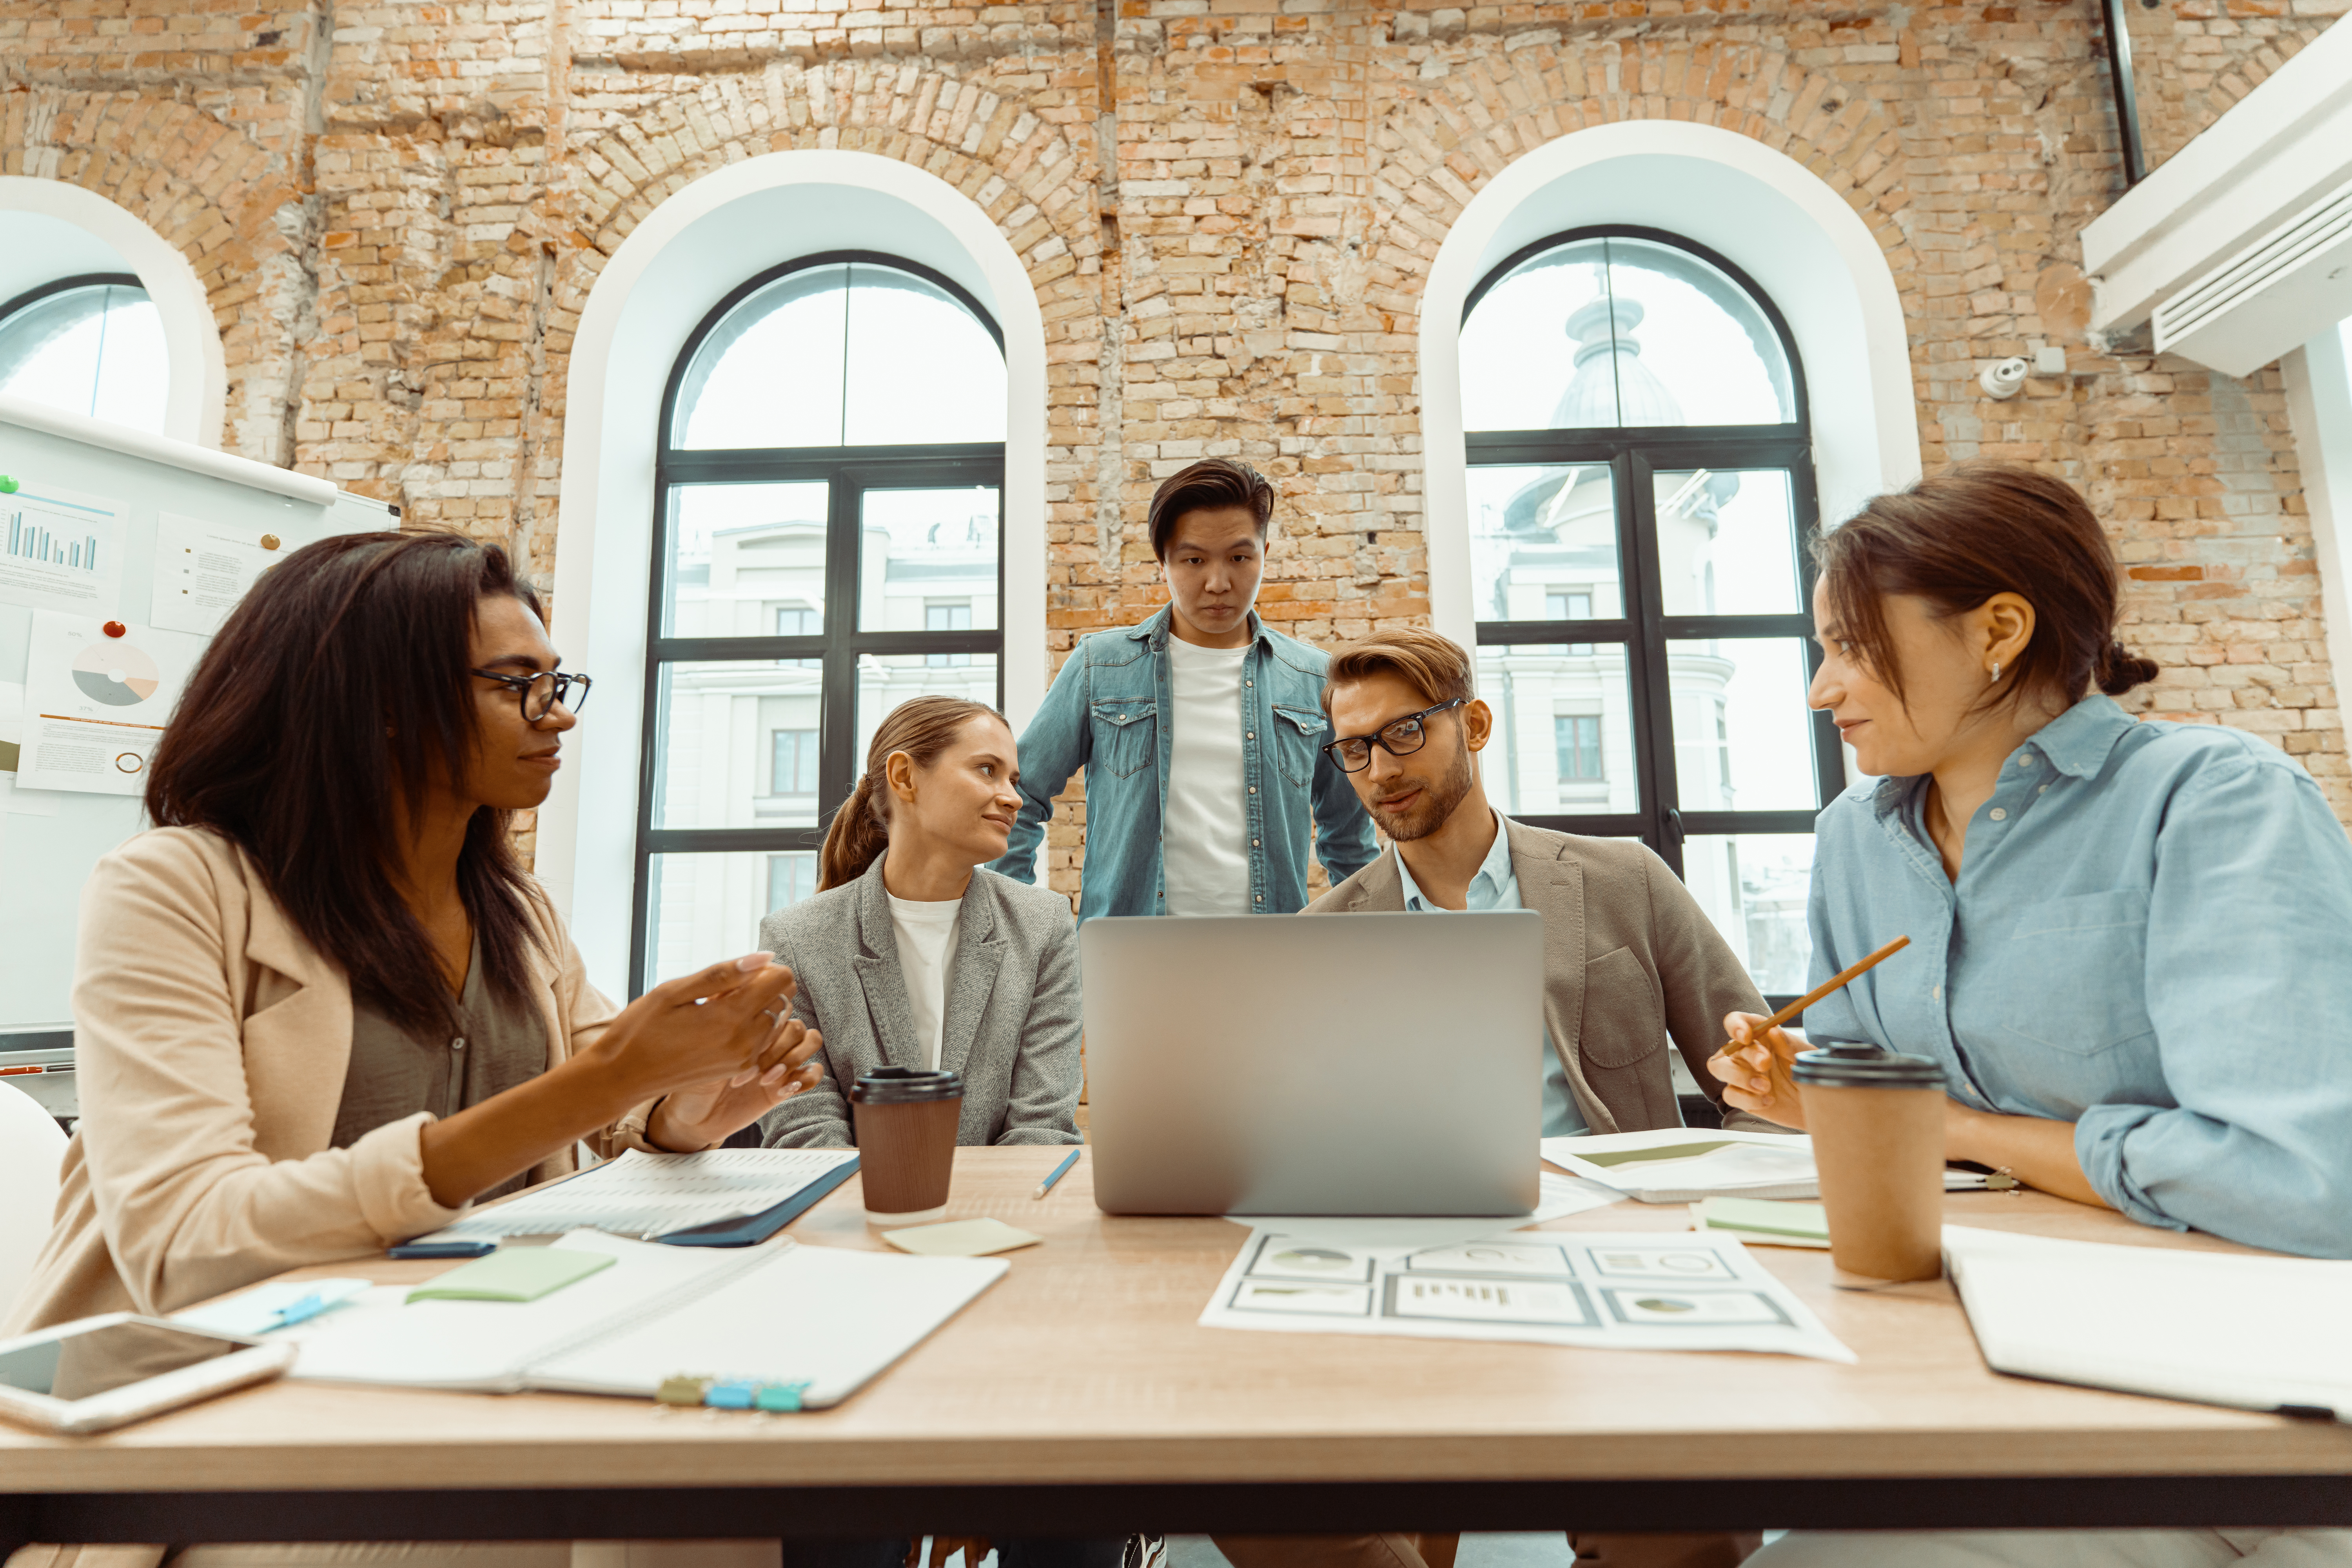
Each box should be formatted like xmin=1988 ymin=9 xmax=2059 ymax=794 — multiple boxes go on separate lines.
xmin=150 ymin=511 xmax=292 ymax=635
xmin=0 ymin=481 xmax=125 ymax=617
xmin=17 ymin=612 xmax=201 ymax=795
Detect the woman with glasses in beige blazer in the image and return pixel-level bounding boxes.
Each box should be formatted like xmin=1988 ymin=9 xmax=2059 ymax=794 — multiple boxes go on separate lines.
xmin=6 ymin=531 xmax=823 ymax=1568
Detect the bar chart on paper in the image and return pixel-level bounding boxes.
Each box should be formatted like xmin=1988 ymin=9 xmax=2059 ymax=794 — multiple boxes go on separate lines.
xmin=5 ymin=503 xmax=103 ymax=574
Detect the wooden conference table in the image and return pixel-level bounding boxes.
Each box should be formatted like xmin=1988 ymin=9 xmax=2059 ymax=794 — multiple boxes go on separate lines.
xmin=4 ymin=1147 xmax=2350 ymax=1551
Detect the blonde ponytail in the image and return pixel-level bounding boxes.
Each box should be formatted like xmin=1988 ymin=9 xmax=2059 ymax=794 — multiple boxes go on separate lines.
xmin=816 ymin=695 xmax=1005 ymax=892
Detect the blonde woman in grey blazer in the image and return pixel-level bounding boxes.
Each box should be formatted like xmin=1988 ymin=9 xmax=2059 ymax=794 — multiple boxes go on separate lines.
xmin=758 ymin=695 xmax=1084 ymax=1150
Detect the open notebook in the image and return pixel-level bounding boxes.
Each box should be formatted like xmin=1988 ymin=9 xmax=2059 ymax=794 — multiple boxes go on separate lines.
xmin=196 ymin=1230 xmax=1005 ymax=1408
xmin=1542 ymin=1128 xmax=1989 ymax=1203
xmin=1944 ymin=1225 xmax=2352 ymax=1422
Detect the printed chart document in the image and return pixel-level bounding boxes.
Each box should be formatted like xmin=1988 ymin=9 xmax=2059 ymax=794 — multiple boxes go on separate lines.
xmin=0 ymin=481 xmax=125 ymax=616
xmin=150 ymin=511 xmax=295 ymax=635
xmin=1543 ymin=1127 xmax=1989 ymax=1203
xmin=1944 ymin=1226 xmax=2352 ymax=1422
xmin=416 ymin=1147 xmax=860 ymax=1242
xmin=180 ymin=1230 xmax=1005 ymax=1409
xmin=17 ymin=612 xmax=202 ymax=795
xmin=1201 ymin=1225 xmax=1853 ymax=1362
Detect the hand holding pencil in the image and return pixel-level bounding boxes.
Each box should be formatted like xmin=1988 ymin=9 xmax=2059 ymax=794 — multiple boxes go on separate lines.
xmin=1708 ymin=936 xmax=1910 ymax=1131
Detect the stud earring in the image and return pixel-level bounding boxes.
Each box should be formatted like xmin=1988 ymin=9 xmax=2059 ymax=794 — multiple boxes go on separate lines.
xmin=1989 ymin=661 xmax=2003 ymax=683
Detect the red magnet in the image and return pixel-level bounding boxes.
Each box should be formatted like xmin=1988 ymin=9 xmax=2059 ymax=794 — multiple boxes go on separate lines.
xmin=102 ymin=621 xmax=127 ymax=638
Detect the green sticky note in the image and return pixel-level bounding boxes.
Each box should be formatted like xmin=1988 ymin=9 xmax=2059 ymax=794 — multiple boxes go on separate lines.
xmin=405 ymin=1246 xmax=616 ymax=1303
xmin=1693 ymin=1196 xmax=1832 ymax=1247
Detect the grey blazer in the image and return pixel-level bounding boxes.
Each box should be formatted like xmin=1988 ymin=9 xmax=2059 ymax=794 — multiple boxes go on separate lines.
xmin=756 ymin=855 xmax=1084 ymax=1148
xmin=1303 ymin=815 xmax=1775 ymax=1136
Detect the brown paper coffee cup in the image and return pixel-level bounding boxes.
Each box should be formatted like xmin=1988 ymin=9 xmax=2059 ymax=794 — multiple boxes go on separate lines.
xmin=1793 ymin=1045 xmax=1946 ymax=1283
xmin=850 ymin=1067 xmax=962 ymax=1224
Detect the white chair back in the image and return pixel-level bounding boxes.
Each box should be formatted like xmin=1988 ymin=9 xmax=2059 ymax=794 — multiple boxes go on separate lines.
xmin=0 ymin=1080 xmax=69 ymax=1323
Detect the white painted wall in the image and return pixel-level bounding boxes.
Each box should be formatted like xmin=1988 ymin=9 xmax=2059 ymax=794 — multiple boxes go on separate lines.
xmin=2282 ymin=321 xmax=2352 ymax=754
xmin=1418 ymin=120 xmax=1922 ymax=653
xmin=0 ymin=179 xmax=228 ymax=448
xmin=540 ymin=150 xmax=1049 ymax=993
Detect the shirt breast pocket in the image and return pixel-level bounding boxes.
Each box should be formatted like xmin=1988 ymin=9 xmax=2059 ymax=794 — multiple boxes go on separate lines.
xmin=1270 ymin=704 xmax=1328 ymax=788
xmin=1089 ymin=699 xmax=1158 ymax=779
xmin=1992 ymin=889 xmax=2156 ymax=1056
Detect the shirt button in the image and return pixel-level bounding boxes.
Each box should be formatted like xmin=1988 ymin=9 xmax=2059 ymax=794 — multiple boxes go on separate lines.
xmin=1249 ymin=786 xmax=1256 ymax=794
xmin=452 ymin=1037 xmax=466 ymax=1052
xmin=1989 ymin=807 xmax=2007 ymax=821
xmin=1245 ymin=680 xmax=1253 ymax=687
xmin=1931 ymin=985 xmax=1942 ymax=1001
xmin=1252 ymin=838 xmax=1260 ymax=847
xmin=1254 ymin=895 xmax=1263 ymax=903
xmin=2018 ymin=754 xmax=2036 ymax=769
xmin=2038 ymin=784 xmax=2049 ymax=794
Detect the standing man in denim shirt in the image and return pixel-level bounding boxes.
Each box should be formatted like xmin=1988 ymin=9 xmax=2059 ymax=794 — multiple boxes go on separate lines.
xmin=990 ymin=458 xmax=1377 ymax=918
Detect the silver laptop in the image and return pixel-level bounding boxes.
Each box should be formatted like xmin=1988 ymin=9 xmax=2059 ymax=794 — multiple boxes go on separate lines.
xmin=1080 ymin=911 xmax=1542 ymax=1216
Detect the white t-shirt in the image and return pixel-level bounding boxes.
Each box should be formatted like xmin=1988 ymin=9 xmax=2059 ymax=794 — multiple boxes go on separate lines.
xmin=886 ymin=891 xmax=963 ymax=1070
xmin=1161 ymin=636 xmax=1251 ymax=917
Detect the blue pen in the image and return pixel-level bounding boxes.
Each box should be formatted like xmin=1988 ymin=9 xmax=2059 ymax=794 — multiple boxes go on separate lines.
xmin=1032 ymin=1149 xmax=1080 ymax=1200
xmin=269 ymin=1290 xmax=341 ymax=1330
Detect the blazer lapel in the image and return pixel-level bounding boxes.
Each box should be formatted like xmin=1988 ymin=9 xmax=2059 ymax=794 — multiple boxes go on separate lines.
xmin=236 ymin=851 xmax=355 ymax=1161
xmin=1343 ymin=846 xmax=1408 ymax=911
xmin=1503 ymin=816 xmax=1613 ymax=1134
xmin=851 ymin=857 xmax=925 ymax=1071
xmin=936 ymin=881 xmax=1005 ymax=1080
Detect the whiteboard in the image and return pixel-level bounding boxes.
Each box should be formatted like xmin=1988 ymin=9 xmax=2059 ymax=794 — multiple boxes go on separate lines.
xmin=0 ymin=396 xmax=396 ymax=1049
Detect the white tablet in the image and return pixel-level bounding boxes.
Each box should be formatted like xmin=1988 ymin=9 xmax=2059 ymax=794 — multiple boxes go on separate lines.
xmin=0 ymin=1312 xmax=296 ymax=1434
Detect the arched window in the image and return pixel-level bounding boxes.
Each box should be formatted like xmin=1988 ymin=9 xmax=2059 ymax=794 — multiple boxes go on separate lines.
xmin=0 ymin=274 xmax=169 ymax=434
xmin=635 ymin=254 xmax=1007 ymax=992
xmin=1459 ymin=229 xmax=1839 ymax=1002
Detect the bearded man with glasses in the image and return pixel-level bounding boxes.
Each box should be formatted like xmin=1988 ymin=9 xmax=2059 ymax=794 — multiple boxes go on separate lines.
xmin=1210 ymin=627 xmax=1782 ymax=1568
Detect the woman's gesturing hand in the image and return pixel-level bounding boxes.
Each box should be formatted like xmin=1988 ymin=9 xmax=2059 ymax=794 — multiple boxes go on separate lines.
xmin=1711 ymin=1012 xmax=1808 ymax=1128
xmin=583 ymin=954 xmax=807 ymax=1097
xmin=648 ymin=1007 xmax=827 ymax=1152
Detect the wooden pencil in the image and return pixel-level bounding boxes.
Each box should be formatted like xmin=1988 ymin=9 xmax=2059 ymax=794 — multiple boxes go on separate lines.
xmin=1714 ymin=934 xmax=1911 ymax=1057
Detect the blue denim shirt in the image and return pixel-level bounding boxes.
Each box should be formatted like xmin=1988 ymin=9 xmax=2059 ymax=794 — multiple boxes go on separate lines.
xmin=990 ymin=606 xmax=1379 ymax=922
xmin=1804 ymin=694 xmax=2352 ymax=1258
xmin=1396 ymin=809 xmax=1590 ymax=1139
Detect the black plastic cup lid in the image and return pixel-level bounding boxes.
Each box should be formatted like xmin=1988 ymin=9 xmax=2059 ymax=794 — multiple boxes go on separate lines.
xmin=1791 ymin=1042 xmax=1944 ymax=1090
xmin=851 ymin=1067 xmax=965 ymax=1103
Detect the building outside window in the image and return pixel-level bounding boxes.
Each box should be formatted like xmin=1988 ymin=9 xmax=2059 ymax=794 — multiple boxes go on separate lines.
xmin=0 ymin=274 xmax=168 ymax=434
xmin=634 ymin=254 xmax=1007 ymax=993
xmin=1458 ymin=229 xmax=1842 ymax=1001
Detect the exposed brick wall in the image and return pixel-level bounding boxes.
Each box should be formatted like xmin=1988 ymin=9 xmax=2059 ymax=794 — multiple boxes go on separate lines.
xmin=4 ymin=0 xmax=2348 ymax=897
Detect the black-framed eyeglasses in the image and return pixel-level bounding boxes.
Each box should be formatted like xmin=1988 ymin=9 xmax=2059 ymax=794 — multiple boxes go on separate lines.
xmin=1320 ymin=697 xmax=1466 ymax=773
xmin=473 ymin=668 xmax=593 ymax=721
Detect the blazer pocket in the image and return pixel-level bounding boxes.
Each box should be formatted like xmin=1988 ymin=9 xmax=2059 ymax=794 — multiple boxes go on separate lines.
xmin=1578 ymin=944 xmax=1668 ymax=1069
xmin=1089 ymin=699 xmax=1159 ymax=779
xmin=1270 ymin=703 xmax=1329 ymax=788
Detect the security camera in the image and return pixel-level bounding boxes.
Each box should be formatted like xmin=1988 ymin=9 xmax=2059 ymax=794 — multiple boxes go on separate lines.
xmin=1979 ymin=357 xmax=2029 ymax=399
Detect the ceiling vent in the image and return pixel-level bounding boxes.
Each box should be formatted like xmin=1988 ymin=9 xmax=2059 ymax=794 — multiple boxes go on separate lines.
xmin=2153 ymin=174 xmax=2352 ymax=378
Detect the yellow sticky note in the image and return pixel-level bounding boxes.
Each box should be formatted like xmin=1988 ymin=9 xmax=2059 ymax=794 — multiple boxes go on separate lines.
xmin=880 ymin=1218 xmax=1042 ymax=1257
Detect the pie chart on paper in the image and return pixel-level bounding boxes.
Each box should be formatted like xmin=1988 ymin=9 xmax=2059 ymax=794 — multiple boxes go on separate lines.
xmin=71 ymin=638 xmax=163 ymax=707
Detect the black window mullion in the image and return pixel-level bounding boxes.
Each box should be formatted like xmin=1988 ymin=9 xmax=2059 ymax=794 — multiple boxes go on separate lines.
xmin=1620 ymin=448 xmax=1681 ymax=874
xmin=1785 ymin=456 xmax=1846 ymax=809
xmin=822 ymin=466 xmax=862 ymax=832
xmin=631 ymin=480 xmax=678 ymax=998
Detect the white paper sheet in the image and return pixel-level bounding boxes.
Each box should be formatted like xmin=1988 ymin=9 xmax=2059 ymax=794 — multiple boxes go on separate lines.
xmin=17 ymin=612 xmax=202 ymax=795
xmin=416 ymin=1147 xmax=860 ymax=1242
xmin=149 ymin=511 xmax=296 ymax=635
xmin=1543 ymin=1127 xmax=1987 ymax=1203
xmin=1200 ymin=1225 xmax=1854 ymax=1361
xmin=0 ymin=481 xmax=125 ymax=616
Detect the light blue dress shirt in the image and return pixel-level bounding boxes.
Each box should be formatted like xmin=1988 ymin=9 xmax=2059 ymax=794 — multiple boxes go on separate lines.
xmin=1395 ymin=810 xmax=1590 ymax=1139
xmin=1804 ymin=695 xmax=2352 ymax=1258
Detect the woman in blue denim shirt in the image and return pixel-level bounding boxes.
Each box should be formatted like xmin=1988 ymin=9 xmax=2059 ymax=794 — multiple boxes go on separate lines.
xmin=1717 ymin=465 xmax=2352 ymax=1568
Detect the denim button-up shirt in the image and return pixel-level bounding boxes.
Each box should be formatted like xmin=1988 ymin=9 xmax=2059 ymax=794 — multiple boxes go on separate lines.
xmin=991 ymin=606 xmax=1379 ymax=922
xmin=1804 ymin=694 xmax=2352 ymax=1258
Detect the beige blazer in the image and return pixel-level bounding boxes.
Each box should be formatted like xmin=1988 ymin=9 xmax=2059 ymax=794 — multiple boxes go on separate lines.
xmin=1303 ymin=815 xmax=1774 ymax=1137
xmin=5 ymin=826 xmax=654 ymax=1336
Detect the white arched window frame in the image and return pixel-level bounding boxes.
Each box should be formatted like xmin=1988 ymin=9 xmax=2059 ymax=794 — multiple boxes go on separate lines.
xmin=1419 ymin=122 xmax=1921 ymax=1002
xmin=541 ymin=151 xmax=1049 ymax=996
xmin=0 ymin=177 xmax=228 ymax=447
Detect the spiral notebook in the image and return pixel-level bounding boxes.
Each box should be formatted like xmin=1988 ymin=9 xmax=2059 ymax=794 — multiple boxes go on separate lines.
xmin=230 ymin=1230 xmax=1005 ymax=1408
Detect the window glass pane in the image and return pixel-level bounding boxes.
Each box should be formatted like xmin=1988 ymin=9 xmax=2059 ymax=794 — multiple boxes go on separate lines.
xmin=855 ymin=654 xmax=1001 ymax=769
xmin=1681 ymin=834 xmax=1817 ymax=998
xmin=671 ymin=262 xmax=1005 ymax=450
xmin=645 ymin=851 xmax=807 ymax=987
xmin=1468 ymin=465 xmax=1621 ymax=625
xmin=649 ymin=660 xmax=824 ymax=831
xmin=1476 ymin=644 xmax=1639 ymax=816
xmin=858 ymin=487 xmax=1000 ymax=632
xmin=0 ymin=283 xmax=168 ymax=434
xmin=767 ymin=851 xmax=819 ymax=917
xmin=1652 ymin=468 xmax=1802 ymax=617
xmin=1664 ymin=637 xmax=1819 ymax=812
xmin=663 ymin=481 xmax=829 ymax=639
xmin=1461 ymin=236 xmax=1795 ymax=432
